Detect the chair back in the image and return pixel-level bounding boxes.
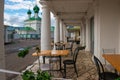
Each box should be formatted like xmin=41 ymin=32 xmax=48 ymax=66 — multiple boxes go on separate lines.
xmin=93 ymin=56 xmax=105 ymax=79
xmin=55 ymin=42 xmax=65 ymax=50
xmin=70 ymin=41 xmax=74 ymax=49
xmin=73 ymin=46 xmax=85 ymax=63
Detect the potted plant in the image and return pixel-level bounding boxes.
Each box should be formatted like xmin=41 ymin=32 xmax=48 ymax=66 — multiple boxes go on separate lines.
xmin=18 ymin=48 xmax=29 ymax=58
xmin=22 ymin=70 xmax=52 ymax=80
xmin=21 ymin=46 xmax=52 ymax=80
xmin=115 ymin=78 xmax=120 ymax=80
xmin=36 ymin=70 xmax=52 ymax=80
xmin=36 ymin=46 xmax=40 ymax=53
xmin=22 ymin=70 xmax=35 ymax=80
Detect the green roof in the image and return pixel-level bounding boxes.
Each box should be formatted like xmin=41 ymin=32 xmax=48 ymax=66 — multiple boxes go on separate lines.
xmin=20 ymin=27 xmax=35 ymax=31
xmin=25 ymin=16 xmax=41 ymax=21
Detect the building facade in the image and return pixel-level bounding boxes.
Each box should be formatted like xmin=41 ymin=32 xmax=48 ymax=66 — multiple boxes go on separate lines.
xmin=23 ymin=5 xmax=41 ymax=39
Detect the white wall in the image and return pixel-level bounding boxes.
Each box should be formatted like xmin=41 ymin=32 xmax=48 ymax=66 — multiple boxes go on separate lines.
xmin=0 ymin=0 xmax=6 ymax=79
xmin=94 ymin=0 xmax=120 ymax=61
xmin=86 ymin=3 xmax=94 ymax=51
xmin=24 ymin=20 xmax=41 ymax=35
xmin=100 ymin=0 xmax=120 ymax=51
xmin=85 ymin=17 xmax=91 ymax=51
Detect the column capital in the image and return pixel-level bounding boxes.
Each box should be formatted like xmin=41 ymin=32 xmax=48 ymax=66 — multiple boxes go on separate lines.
xmin=40 ymin=1 xmax=49 ymax=9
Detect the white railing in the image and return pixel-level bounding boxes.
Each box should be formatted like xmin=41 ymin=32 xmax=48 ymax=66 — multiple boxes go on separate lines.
xmin=0 ymin=69 xmax=21 ymax=75
xmin=0 ymin=69 xmax=72 ymax=80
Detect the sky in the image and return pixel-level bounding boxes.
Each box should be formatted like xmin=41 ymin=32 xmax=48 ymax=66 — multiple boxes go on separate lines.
xmin=4 ymin=0 xmax=55 ymax=27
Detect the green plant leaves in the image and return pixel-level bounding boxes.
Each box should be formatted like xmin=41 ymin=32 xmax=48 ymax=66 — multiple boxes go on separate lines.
xmin=18 ymin=48 xmax=29 ymax=58
xmin=115 ymin=78 xmax=120 ymax=80
xmin=36 ymin=70 xmax=51 ymax=80
xmin=22 ymin=70 xmax=52 ymax=80
xmin=22 ymin=70 xmax=35 ymax=80
xmin=35 ymin=47 xmax=40 ymax=53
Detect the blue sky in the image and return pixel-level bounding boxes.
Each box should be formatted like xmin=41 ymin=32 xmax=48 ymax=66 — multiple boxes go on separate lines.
xmin=4 ymin=0 xmax=55 ymax=27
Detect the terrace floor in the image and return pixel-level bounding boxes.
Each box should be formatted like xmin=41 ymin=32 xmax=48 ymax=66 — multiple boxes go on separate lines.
xmin=12 ymin=47 xmax=98 ymax=80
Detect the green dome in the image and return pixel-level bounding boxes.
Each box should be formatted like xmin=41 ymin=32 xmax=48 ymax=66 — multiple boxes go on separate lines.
xmin=27 ymin=9 xmax=31 ymax=14
xmin=33 ymin=5 xmax=39 ymax=13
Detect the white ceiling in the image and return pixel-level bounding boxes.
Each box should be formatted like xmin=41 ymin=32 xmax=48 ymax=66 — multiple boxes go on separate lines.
xmin=40 ymin=0 xmax=94 ymax=26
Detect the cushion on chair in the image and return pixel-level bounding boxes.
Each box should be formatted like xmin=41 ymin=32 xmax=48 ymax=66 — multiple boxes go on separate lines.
xmin=63 ymin=60 xmax=74 ymax=65
xmin=66 ymin=47 xmax=71 ymax=49
xmin=40 ymin=64 xmax=52 ymax=71
xmin=50 ymin=57 xmax=59 ymax=63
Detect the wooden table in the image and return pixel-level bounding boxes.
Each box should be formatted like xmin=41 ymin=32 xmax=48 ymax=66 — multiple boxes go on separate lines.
xmin=32 ymin=50 xmax=69 ymax=57
xmin=32 ymin=50 xmax=69 ymax=71
xmin=102 ymin=54 xmax=120 ymax=72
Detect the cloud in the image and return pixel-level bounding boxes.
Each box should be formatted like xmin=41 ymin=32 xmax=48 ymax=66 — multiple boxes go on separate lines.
xmin=4 ymin=12 xmax=27 ymax=26
xmin=4 ymin=0 xmax=35 ymax=26
xmin=9 ymin=0 xmax=24 ymax=2
xmin=4 ymin=0 xmax=55 ymax=27
xmin=5 ymin=0 xmax=35 ymax=10
xmin=5 ymin=4 xmax=29 ymax=10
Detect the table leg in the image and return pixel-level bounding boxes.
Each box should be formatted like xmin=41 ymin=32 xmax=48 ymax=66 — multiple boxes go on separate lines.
xmin=59 ymin=56 xmax=62 ymax=70
xmin=59 ymin=56 xmax=65 ymax=77
xmin=37 ymin=56 xmax=40 ymax=70
xmin=43 ymin=56 xmax=45 ymax=64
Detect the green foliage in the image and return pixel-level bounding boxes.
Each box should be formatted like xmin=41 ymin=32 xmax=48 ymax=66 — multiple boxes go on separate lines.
xmin=36 ymin=70 xmax=52 ymax=80
xmin=18 ymin=48 xmax=29 ymax=58
xmin=115 ymin=78 xmax=120 ymax=80
xmin=22 ymin=70 xmax=35 ymax=80
xmin=35 ymin=47 xmax=40 ymax=53
xmin=22 ymin=70 xmax=51 ymax=80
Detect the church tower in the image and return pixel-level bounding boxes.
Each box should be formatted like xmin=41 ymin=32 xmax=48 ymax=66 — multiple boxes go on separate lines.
xmin=33 ymin=5 xmax=39 ymax=18
xmin=24 ymin=5 xmax=41 ymax=39
xmin=27 ymin=9 xmax=31 ymax=19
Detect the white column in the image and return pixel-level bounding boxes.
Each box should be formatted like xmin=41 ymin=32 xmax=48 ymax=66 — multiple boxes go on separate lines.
xmin=64 ymin=26 xmax=67 ymax=42
xmin=5 ymin=27 xmax=8 ymax=43
xmin=62 ymin=24 xmax=65 ymax=42
xmin=80 ymin=22 xmax=85 ymax=46
xmin=66 ymin=27 xmax=69 ymax=42
xmin=85 ymin=17 xmax=90 ymax=51
xmin=60 ymin=21 xmax=64 ymax=41
xmin=41 ymin=3 xmax=51 ymax=50
xmin=0 ymin=0 xmax=6 ymax=79
xmin=54 ymin=16 xmax=60 ymax=43
xmin=80 ymin=24 xmax=82 ymax=45
xmin=94 ymin=0 xmax=101 ymax=59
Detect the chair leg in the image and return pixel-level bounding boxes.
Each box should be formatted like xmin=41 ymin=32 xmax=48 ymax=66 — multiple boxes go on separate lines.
xmin=115 ymin=69 xmax=118 ymax=74
xmin=74 ymin=64 xmax=78 ymax=77
xmin=63 ymin=64 xmax=66 ymax=78
xmin=71 ymin=50 xmax=73 ymax=56
xmin=43 ymin=56 xmax=45 ymax=64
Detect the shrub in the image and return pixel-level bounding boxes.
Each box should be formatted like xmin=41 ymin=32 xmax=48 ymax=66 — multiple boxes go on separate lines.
xmin=22 ymin=70 xmax=52 ymax=80
xmin=18 ymin=48 xmax=29 ymax=58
